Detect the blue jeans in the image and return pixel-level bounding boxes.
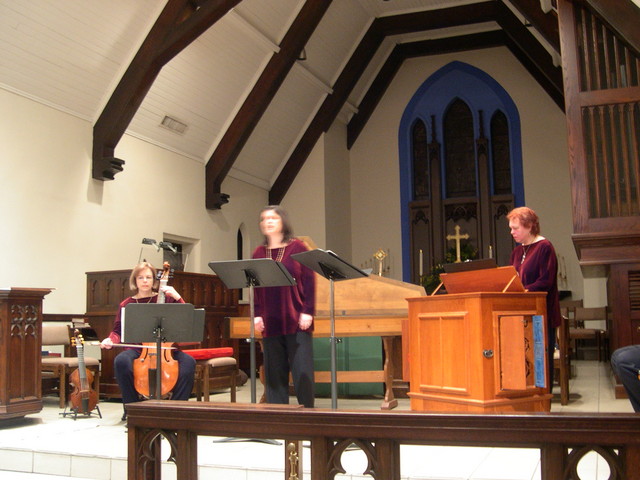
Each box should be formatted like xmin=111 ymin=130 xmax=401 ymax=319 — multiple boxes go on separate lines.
xmin=611 ymin=345 xmax=640 ymax=412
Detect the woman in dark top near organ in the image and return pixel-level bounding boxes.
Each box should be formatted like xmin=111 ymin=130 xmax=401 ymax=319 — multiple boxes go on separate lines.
xmin=507 ymin=206 xmax=561 ymax=390
xmin=252 ymin=206 xmax=316 ymax=408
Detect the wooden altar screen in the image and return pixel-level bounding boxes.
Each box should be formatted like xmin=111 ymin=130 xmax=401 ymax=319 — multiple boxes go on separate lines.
xmin=0 ymin=287 xmax=52 ymax=420
xmin=407 ymin=266 xmax=551 ymax=413
xmin=85 ymin=270 xmax=238 ymax=398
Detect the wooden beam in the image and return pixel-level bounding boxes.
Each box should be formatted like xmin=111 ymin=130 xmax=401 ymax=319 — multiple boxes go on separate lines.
xmin=268 ymin=24 xmax=386 ymax=205
xmin=269 ymin=2 xmax=498 ymax=205
xmin=92 ymin=0 xmax=241 ymax=181
xmin=347 ymin=31 xmax=506 ymax=149
xmin=584 ymin=0 xmax=640 ymax=53
xmin=347 ymin=46 xmax=404 ymax=150
xmin=204 ymin=0 xmax=333 ymax=210
xmin=375 ymin=1 xmax=496 ymax=34
xmin=504 ymin=36 xmax=565 ymax=109
xmin=495 ymin=1 xmax=564 ymax=107
xmin=507 ymin=0 xmax=560 ymax=51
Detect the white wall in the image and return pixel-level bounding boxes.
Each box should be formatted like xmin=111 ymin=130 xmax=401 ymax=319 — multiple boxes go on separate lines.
xmin=0 ymin=88 xmax=267 ymax=314
xmin=323 ymin=120 xmax=352 ymax=260
xmin=281 ymin=121 xmax=353 ymax=261
xmin=348 ymin=47 xmax=587 ymax=300
xmin=281 ymin=134 xmax=327 ymax=249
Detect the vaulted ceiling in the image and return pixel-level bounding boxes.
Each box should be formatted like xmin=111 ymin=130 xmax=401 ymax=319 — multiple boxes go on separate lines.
xmin=1 ymin=1 xmax=634 ymax=209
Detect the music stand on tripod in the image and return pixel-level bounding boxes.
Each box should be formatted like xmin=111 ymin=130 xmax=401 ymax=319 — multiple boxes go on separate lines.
xmin=208 ymin=259 xmax=296 ymax=403
xmin=122 ymin=303 xmax=204 ymax=399
xmin=291 ymin=249 xmax=368 ymax=408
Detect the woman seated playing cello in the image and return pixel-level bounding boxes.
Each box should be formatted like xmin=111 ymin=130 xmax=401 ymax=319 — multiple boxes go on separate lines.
xmin=100 ymin=261 xmax=196 ymax=421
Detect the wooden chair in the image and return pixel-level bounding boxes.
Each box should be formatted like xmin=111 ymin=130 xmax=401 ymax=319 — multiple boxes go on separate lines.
xmin=553 ymin=300 xmax=585 ymax=405
xmin=570 ymin=307 xmax=609 ymax=362
xmin=554 ymin=312 xmax=571 ymax=405
xmin=184 ymin=347 xmax=238 ymax=402
xmin=41 ymin=323 xmax=100 ymax=408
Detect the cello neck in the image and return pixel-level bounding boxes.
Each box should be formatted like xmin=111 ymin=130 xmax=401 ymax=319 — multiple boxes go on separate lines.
xmin=157 ymin=261 xmax=171 ymax=304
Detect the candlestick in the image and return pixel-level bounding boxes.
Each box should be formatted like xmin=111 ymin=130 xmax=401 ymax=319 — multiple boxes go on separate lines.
xmin=419 ymin=249 xmax=423 ymax=277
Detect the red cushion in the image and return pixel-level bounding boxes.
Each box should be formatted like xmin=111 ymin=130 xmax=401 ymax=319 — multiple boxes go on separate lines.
xmin=183 ymin=347 xmax=234 ymax=360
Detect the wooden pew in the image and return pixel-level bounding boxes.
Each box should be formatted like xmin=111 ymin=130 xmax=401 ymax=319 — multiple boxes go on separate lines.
xmin=127 ymin=400 xmax=640 ymax=480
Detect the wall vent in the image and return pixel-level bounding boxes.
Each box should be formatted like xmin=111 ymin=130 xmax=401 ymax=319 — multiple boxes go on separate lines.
xmin=160 ymin=115 xmax=188 ymax=134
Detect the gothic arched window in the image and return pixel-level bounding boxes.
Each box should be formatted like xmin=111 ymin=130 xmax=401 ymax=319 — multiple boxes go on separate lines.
xmin=399 ymin=62 xmax=524 ymax=284
xmin=491 ymin=110 xmax=512 ymax=195
xmin=412 ymin=119 xmax=429 ymax=200
xmin=444 ymin=99 xmax=476 ymax=198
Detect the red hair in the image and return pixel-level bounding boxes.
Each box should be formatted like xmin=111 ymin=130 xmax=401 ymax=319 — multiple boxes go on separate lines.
xmin=507 ymin=207 xmax=540 ymax=236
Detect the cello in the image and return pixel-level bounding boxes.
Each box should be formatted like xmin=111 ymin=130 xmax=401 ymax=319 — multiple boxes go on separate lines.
xmin=132 ymin=262 xmax=179 ymax=398
xmin=69 ymin=329 xmax=99 ymax=415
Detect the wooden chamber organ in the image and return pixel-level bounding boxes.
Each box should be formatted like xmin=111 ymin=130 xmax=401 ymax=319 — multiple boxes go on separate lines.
xmin=229 ymin=273 xmax=425 ymax=409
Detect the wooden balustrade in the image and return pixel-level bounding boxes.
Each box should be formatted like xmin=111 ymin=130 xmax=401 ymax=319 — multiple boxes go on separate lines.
xmin=127 ymin=400 xmax=640 ymax=480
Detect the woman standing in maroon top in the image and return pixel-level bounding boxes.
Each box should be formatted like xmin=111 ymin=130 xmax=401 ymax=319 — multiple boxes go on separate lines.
xmin=507 ymin=207 xmax=561 ymax=390
xmin=252 ymin=206 xmax=316 ymax=407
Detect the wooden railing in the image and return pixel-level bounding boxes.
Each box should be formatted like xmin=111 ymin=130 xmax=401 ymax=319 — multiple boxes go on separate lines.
xmin=127 ymin=400 xmax=640 ymax=480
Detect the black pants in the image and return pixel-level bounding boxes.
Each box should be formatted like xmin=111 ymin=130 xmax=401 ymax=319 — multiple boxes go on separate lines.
xmin=548 ymin=326 xmax=556 ymax=390
xmin=262 ymin=331 xmax=315 ymax=408
xmin=114 ymin=348 xmax=196 ymax=405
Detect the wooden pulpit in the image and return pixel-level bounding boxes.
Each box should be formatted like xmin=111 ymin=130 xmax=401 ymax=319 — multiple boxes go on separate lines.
xmin=407 ymin=266 xmax=551 ymax=413
xmin=0 ymin=287 xmax=52 ymax=421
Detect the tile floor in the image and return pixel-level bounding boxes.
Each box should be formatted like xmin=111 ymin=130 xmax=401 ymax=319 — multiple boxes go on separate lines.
xmin=0 ymin=360 xmax=634 ymax=480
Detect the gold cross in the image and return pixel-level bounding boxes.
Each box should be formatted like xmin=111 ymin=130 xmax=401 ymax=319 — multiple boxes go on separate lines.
xmin=446 ymin=225 xmax=470 ymax=263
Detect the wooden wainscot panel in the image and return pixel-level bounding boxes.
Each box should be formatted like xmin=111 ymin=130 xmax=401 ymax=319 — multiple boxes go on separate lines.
xmin=415 ymin=311 xmax=470 ymax=396
xmin=499 ymin=315 xmax=526 ymax=390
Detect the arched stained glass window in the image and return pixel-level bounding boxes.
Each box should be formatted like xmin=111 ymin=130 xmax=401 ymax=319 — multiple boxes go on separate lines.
xmin=491 ymin=110 xmax=512 ymax=195
xmin=444 ymin=99 xmax=476 ymax=198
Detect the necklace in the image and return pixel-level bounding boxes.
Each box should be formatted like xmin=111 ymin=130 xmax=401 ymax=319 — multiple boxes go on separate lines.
xmin=133 ymin=296 xmax=154 ymax=303
xmin=267 ymin=246 xmax=286 ymax=262
xmin=521 ymin=244 xmax=532 ymax=263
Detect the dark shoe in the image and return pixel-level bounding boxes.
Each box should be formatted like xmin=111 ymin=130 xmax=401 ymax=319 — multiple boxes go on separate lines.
xmin=121 ymin=411 xmax=127 ymax=422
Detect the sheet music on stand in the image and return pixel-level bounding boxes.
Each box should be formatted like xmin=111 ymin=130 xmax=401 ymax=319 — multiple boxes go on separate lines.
xmin=292 ymin=249 xmax=368 ymax=409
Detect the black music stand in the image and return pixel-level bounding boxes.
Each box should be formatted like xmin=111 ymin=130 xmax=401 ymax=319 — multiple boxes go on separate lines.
xmin=292 ymin=249 xmax=368 ymax=409
xmin=208 ymin=259 xmax=296 ymax=403
xmin=122 ymin=303 xmax=204 ymax=399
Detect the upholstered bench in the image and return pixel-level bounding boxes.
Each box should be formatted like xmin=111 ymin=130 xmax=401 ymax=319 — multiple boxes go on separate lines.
xmin=184 ymin=348 xmax=237 ymax=402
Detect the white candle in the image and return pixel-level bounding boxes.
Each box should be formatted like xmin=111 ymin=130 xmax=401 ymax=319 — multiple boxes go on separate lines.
xmin=419 ymin=249 xmax=423 ymax=277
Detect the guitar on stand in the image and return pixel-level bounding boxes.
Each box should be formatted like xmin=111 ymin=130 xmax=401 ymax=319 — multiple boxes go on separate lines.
xmin=64 ymin=329 xmax=101 ymax=419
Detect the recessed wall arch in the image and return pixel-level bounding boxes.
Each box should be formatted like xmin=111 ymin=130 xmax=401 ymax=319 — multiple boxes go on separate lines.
xmin=398 ymin=61 xmax=524 ymax=282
